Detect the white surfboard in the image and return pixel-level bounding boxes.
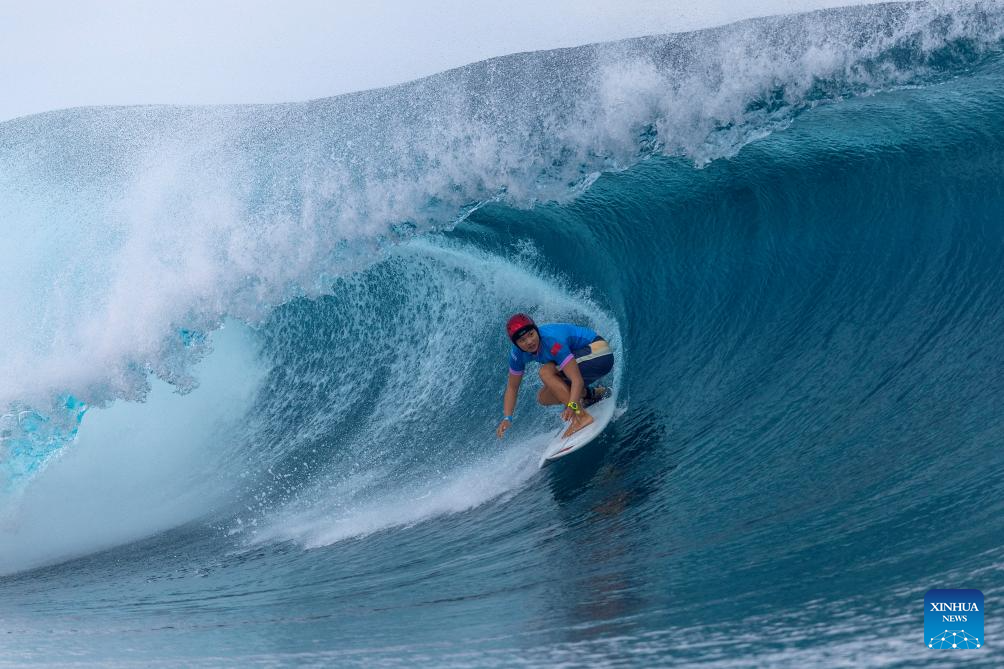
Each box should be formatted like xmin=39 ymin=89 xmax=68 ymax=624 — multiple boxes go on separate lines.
xmin=538 ymin=388 xmax=617 ymax=468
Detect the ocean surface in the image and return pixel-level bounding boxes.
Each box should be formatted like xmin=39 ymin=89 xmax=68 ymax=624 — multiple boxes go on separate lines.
xmin=2 ymin=2 xmax=1003 ymax=666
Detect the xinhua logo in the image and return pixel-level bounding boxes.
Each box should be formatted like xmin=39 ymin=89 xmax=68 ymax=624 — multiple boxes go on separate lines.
xmin=925 ymin=589 xmax=984 ymax=649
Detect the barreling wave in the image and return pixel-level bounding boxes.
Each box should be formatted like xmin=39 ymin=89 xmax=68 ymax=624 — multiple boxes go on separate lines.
xmin=2 ymin=4 xmax=1004 ymax=666
xmin=1 ymin=0 xmax=1003 ymax=564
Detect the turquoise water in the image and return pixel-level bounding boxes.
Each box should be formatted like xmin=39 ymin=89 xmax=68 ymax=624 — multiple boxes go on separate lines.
xmin=2 ymin=3 xmax=1003 ymax=666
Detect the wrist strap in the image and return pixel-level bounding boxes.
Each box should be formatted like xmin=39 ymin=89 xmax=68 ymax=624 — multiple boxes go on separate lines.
xmin=503 ymin=415 xmax=513 ymax=422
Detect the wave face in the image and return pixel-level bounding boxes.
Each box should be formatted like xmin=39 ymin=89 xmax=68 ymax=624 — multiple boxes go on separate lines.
xmin=2 ymin=3 xmax=1004 ymax=666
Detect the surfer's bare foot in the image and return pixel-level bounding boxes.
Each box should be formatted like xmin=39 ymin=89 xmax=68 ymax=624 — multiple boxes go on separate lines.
xmin=563 ymin=411 xmax=594 ymax=438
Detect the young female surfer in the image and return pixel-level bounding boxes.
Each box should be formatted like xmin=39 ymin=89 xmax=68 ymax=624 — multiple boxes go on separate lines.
xmin=496 ymin=313 xmax=614 ymax=439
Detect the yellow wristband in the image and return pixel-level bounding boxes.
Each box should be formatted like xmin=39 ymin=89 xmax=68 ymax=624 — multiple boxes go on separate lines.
xmin=566 ymin=401 xmax=580 ymax=414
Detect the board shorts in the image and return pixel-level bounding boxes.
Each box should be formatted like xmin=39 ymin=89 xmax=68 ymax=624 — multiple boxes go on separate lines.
xmin=557 ymin=336 xmax=614 ymax=387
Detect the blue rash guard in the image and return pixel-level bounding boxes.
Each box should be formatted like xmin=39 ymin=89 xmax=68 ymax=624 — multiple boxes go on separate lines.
xmin=508 ymin=323 xmax=600 ymax=376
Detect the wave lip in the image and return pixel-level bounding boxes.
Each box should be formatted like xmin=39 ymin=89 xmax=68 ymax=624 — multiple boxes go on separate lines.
xmin=0 ymin=396 xmax=86 ymax=491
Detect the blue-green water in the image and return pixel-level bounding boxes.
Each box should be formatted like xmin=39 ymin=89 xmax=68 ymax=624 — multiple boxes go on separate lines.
xmin=2 ymin=3 xmax=1003 ymax=666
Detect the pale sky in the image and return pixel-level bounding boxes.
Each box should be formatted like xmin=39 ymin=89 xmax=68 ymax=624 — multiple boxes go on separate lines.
xmin=1 ymin=1 xmax=884 ymax=122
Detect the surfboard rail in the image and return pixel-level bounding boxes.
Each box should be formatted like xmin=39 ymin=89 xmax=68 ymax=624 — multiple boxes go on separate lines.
xmin=538 ymin=388 xmax=617 ymax=468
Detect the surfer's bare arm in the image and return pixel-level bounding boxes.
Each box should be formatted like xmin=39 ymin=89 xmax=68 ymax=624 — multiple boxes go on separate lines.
xmin=497 ymin=373 xmax=522 ymax=438
xmin=560 ymin=359 xmax=587 ymax=422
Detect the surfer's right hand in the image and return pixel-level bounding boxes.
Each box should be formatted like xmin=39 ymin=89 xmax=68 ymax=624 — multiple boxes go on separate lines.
xmin=496 ymin=418 xmax=511 ymax=439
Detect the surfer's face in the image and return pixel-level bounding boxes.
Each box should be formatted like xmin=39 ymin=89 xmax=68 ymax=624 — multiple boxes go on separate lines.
xmin=516 ymin=328 xmax=539 ymax=354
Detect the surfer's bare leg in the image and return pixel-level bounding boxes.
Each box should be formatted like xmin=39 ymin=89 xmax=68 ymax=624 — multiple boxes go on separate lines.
xmin=537 ymin=363 xmax=577 ymax=406
xmin=538 ymin=364 xmax=594 ymax=437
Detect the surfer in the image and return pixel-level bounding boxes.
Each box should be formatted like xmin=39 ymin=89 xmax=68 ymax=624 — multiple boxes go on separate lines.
xmin=496 ymin=313 xmax=614 ymax=439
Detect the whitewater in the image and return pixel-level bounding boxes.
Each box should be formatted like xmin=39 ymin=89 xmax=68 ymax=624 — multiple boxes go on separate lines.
xmin=2 ymin=2 xmax=1003 ymax=666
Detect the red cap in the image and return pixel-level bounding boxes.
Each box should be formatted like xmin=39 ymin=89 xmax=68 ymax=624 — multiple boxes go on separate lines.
xmin=506 ymin=313 xmax=536 ymax=343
